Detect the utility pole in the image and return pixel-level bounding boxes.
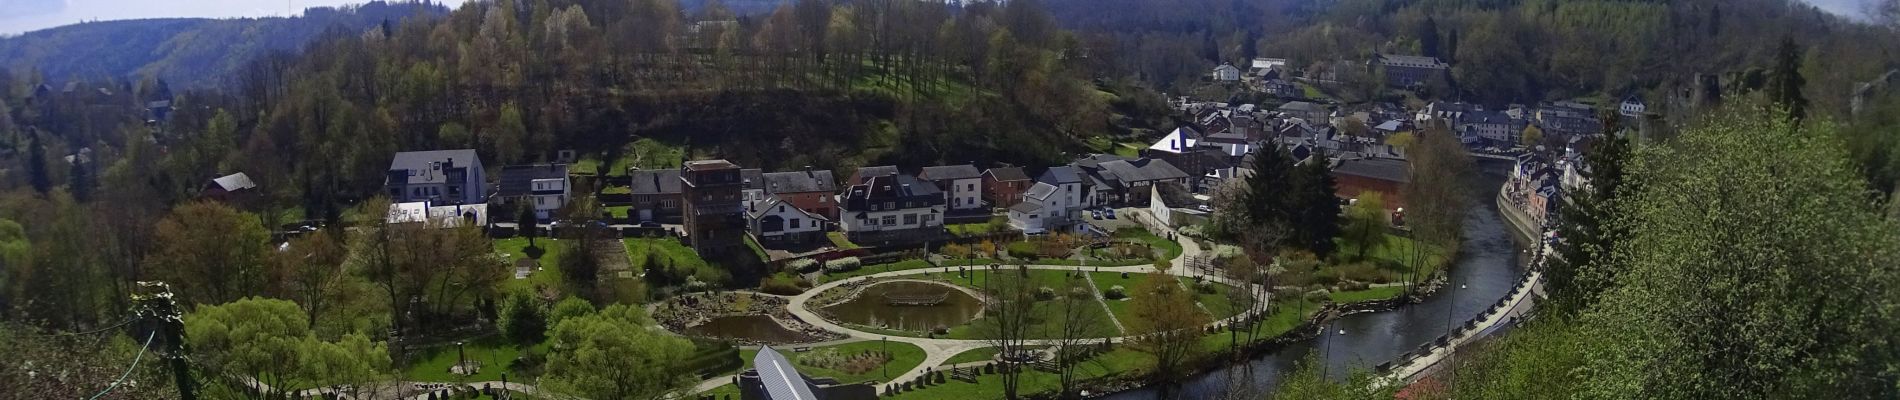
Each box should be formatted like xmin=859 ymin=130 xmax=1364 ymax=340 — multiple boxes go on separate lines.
xmin=135 ymin=281 xmax=197 ymax=400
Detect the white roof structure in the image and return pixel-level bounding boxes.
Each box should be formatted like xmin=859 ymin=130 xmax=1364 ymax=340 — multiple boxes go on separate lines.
xmin=1147 ymin=127 xmax=1200 ymax=154
xmin=754 ymin=346 xmax=820 ymax=400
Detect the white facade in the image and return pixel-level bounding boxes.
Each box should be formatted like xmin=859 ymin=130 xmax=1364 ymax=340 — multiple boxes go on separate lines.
xmin=1213 ymin=64 xmax=1241 ymax=81
xmin=528 ymin=177 xmax=569 ymax=220
xmin=947 ymin=177 xmax=983 ymax=210
xmin=1620 ymin=98 xmax=1646 ymax=117
xmin=751 ymin=201 xmax=825 ymax=238
xmin=840 ymin=205 xmax=946 ymax=233
xmin=1008 ymin=203 xmax=1046 ymax=234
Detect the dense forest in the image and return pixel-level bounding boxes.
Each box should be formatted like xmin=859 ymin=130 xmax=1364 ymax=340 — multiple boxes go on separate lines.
xmin=0 ymin=1 xmax=450 ymax=89
xmin=1052 ymin=0 xmax=1900 ymax=113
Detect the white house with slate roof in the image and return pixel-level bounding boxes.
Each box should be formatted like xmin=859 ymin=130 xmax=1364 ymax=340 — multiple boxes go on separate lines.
xmin=384 ymin=149 xmax=485 ymax=205
xmin=839 ymin=174 xmax=946 ymax=244
xmin=919 ymin=164 xmax=985 ymax=211
xmin=749 ymin=195 xmax=828 ymax=244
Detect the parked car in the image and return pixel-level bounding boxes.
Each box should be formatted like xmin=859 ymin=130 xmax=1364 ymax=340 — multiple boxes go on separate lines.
xmin=1104 ymin=209 xmax=1117 ymax=219
xmin=639 ymin=221 xmax=662 ymax=228
xmin=1091 ymin=209 xmax=1103 ymax=220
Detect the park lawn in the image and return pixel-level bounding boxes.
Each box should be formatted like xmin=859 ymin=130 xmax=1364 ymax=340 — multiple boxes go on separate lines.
xmin=1201 ymin=300 xmax=1324 ymax=352
xmin=822 ymin=259 xmax=939 ymax=283
xmin=1114 ymin=142 xmax=1145 ymax=158
xmin=1114 ymin=229 xmax=1183 ymax=261
xmin=604 ymin=205 xmax=631 ymax=220
xmin=624 ymin=138 xmax=686 ymax=171
xmin=1329 ymin=286 xmax=1407 ymax=303
xmin=571 ymin=156 xmax=603 ymax=175
xmin=827 ymin=232 xmax=861 ymax=249
xmin=947 ymin=217 xmax=1008 ymax=237
xmin=736 ymin=340 xmax=928 ymax=385
xmin=1336 ymin=234 xmax=1449 ymax=275
xmin=1088 ymin=271 xmax=1151 ymax=326
xmin=744 ymin=235 xmax=770 ymax=263
xmin=887 ymin=349 xmax=1153 ymax=400
xmin=1178 ymin=277 xmax=1243 ymax=320
xmin=624 ymin=237 xmax=710 ymax=273
xmin=495 ymin=237 xmax=564 ymax=294
xmin=404 ymin=336 xmax=550 ymax=383
xmin=697 ymin=383 xmax=741 ymax=399
xmin=943 ymin=347 xmax=1001 ymax=366
xmin=942 ymin=270 xmax=1120 ymax=340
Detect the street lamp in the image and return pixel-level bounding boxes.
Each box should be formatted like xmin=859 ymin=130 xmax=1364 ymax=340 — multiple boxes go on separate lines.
xmin=882 ymin=337 xmax=889 ymax=378
xmin=456 ymin=341 xmax=467 ymax=379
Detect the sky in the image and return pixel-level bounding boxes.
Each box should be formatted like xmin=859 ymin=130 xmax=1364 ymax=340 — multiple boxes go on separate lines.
xmin=0 ymin=0 xmax=469 ymax=35
xmin=0 ymin=0 xmax=1880 ymax=36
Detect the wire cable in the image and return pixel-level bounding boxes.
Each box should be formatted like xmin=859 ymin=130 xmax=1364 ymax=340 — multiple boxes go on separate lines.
xmin=38 ymin=317 xmax=137 ymax=337
xmin=86 ymin=331 xmax=156 ymax=400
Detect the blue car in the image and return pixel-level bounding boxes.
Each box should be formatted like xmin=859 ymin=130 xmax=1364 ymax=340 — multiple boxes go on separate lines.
xmin=1104 ymin=209 xmax=1117 ymax=219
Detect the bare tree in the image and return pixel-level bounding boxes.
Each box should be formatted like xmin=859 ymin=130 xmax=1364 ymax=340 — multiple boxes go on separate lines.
xmin=1053 ymin=277 xmax=1107 ymax=398
xmin=976 ymin=263 xmax=1038 ymax=399
xmin=1129 ymin=271 xmax=1210 ymax=395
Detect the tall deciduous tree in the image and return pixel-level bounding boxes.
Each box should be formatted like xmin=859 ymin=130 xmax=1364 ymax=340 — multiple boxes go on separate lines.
xmin=976 ymin=264 xmax=1038 ymax=399
xmin=148 ymin=201 xmax=272 ymax=305
xmin=1128 ymin=270 xmax=1208 ymax=392
xmin=270 ymin=229 xmax=348 ymax=327
xmin=1399 ymin=128 xmax=1471 ymax=291
xmin=1052 ymin=276 xmax=1106 ymax=398
xmin=544 ymin=304 xmax=694 ymax=400
xmin=186 ymin=297 xmax=392 ymax=400
xmin=1342 ymin=192 xmax=1389 ymax=261
xmin=1580 ymin=110 xmax=1900 ymax=398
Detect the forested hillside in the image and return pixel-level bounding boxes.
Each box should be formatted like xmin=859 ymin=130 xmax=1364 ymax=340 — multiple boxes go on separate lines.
xmin=1052 ymin=0 xmax=1900 ymax=115
xmin=0 ymin=1 xmax=447 ymax=89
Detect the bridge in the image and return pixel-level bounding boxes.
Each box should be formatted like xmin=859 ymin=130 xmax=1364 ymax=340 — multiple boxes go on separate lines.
xmin=883 ymin=292 xmax=950 ymax=306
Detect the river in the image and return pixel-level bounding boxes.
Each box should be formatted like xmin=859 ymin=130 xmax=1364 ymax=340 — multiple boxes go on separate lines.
xmin=1105 ymin=160 xmax=1530 ymax=399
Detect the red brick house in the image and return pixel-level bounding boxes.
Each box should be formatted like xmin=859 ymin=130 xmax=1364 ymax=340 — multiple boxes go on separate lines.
xmin=982 ymin=167 xmax=1033 ymax=207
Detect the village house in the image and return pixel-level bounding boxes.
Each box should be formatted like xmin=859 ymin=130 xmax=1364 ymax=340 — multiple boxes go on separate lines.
xmin=1037 ymin=165 xmax=1091 ymax=210
xmin=918 ymin=164 xmax=985 ymax=212
xmin=1249 ymin=57 xmax=1288 ymax=78
xmin=1619 ymin=95 xmax=1646 ymax=117
xmin=742 ymin=167 xmax=839 ymax=219
xmin=627 ymin=169 xmax=683 ymax=223
xmin=1278 ymin=101 xmax=1329 ymax=122
xmin=1262 ymin=79 xmax=1299 ymax=98
xmin=1071 ymin=154 xmax=1190 ymax=206
xmin=1374 ymin=54 xmax=1449 ymax=88
xmin=384 ymin=149 xmax=485 ymax=205
xmin=1332 ymin=157 xmax=1409 ymax=210
xmin=385 ymin=201 xmax=487 ymax=227
xmin=1535 ymin=101 xmax=1602 ymax=138
xmin=494 ymin=164 xmax=570 ymax=221
xmin=202 ymin=172 xmax=257 ymax=206
xmin=748 ymin=195 xmax=828 ymax=245
xmin=1459 ymin=110 xmax=1524 ymax=146
xmin=1212 ymin=63 xmax=1241 ymax=82
xmin=838 ymin=173 xmax=946 ymax=245
xmin=981 ymin=166 xmax=1033 ymax=207
xmin=1147 ymin=181 xmax=1208 ymax=228
xmin=681 ymin=160 xmax=749 ymax=255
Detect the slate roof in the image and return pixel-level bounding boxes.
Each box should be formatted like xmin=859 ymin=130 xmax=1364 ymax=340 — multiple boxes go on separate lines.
xmin=683 ymin=159 xmax=739 ymax=171
xmin=841 ymin=174 xmax=944 ymax=211
xmin=1098 ymin=158 xmax=1188 ymax=184
xmin=1037 ymin=166 xmax=1085 ymax=185
xmin=629 ymin=169 xmax=683 ymax=195
xmin=1024 ymin=182 xmax=1059 ymax=201
xmin=1378 ymin=54 xmax=1448 ymax=69
xmin=496 ymin=164 xmax=568 ymax=197
xmin=855 ymin=165 xmax=899 ymax=179
xmin=1009 ymin=201 xmax=1044 ymax=213
xmin=389 ymin=149 xmax=479 ymax=185
xmin=1203 ymin=130 xmax=1249 ymax=144
xmin=1070 ymin=154 xmax=1132 ymax=170
xmin=741 ymin=168 xmax=765 ymax=190
xmin=760 ymin=170 xmax=838 ymax=193
xmin=1279 ymin=101 xmax=1326 ymax=113
xmin=749 ymin=195 xmax=826 ymax=221
xmin=984 ymin=167 xmax=1031 ymax=182
xmin=919 ymin=165 xmax=982 ymax=181
xmin=754 ymin=346 xmax=821 ymax=400
xmin=210 ymin=172 xmax=256 ymax=192
xmin=1332 ymin=158 xmax=1410 ymax=183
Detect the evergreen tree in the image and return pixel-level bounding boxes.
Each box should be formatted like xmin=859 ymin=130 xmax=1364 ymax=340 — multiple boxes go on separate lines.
xmin=518 ymin=205 xmax=538 ymax=248
xmin=1767 ymin=35 xmax=1808 ymax=121
xmin=1290 ymin=151 xmax=1341 ymax=257
xmin=1546 ymin=132 xmax=1630 ymax=317
xmin=26 ymin=130 xmax=49 ymax=194
xmin=1419 ymin=16 xmax=1441 ymax=59
xmin=1241 ymin=143 xmax=1298 ymax=235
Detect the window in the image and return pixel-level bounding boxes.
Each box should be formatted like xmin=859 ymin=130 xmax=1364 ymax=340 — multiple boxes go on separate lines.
xmin=967 ymin=183 xmax=975 ymax=191
xmin=790 ymin=218 xmax=801 ymax=229
xmin=903 ymin=214 xmax=917 ymax=225
xmin=882 ymin=215 xmax=897 ymax=225
xmin=923 ymin=214 xmax=935 ymax=223
xmin=952 ymin=198 xmax=960 ymax=206
xmin=884 ymin=202 xmax=895 ymax=210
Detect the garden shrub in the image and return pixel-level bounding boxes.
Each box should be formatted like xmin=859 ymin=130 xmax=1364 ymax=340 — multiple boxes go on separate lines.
xmin=824 ymin=257 xmax=862 ymax=272
xmin=1104 ymin=285 xmax=1128 ymax=300
xmin=1035 ymin=286 xmax=1057 ymax=300
xmin=1006 ymin=241 xmax=1039 ymax=259
xmin=786 ymin=258 xmax=819 ymax=273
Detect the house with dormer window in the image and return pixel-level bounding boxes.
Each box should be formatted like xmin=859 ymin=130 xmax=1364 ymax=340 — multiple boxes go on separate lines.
xmin=838 ymin=173 xmax=946 ymax=245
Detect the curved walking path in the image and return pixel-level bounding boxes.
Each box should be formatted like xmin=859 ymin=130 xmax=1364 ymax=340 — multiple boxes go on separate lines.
xmin=770 ymin=210 xmax=1271 ymax=391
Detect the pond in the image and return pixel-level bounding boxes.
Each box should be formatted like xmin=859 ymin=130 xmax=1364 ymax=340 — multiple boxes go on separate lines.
xmin=822 ymin=281 xmax=985 ymax=332
xmin=683 ymin=315 xmax=812 ymax=343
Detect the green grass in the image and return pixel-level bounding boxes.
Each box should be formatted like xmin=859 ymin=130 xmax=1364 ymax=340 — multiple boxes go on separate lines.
xmin=942 ymin=347 xmax=1002 ymax=366
xmin=736 ymin=340 xmax=928 ymax=385
xmin=495 ymin=237 xmax=564 ymax=294
xmin=947 ymin=217 xmax=1008 ymax=237
xmin=1113 ymin=228 xmax=1183 ymax=261
xmin=403 ymin=336 xmax=549 ymax=383
xmin=1201 ymin=299 xmax=1324 ymax=352
xmin=625 ymin=238 xmax=710 ymax=272
xmin=1179 ymin=277 xmax=1243 ymax=320
xmin=886 ymin=349 xmax=1153 ymax=400
xmin=939 ymin=270 xmax=1122 ymax=339
xmin=697 ymin=383 xmax=741 ymax=398
xmin=744 ymin=235 xmax=770 ymax=263
xmin=1114 ymin=142 xmax=1146 ymax=158
xmin=604 ymin=205 xmax=631 ymax=219
xmin=624 ymin=138 xmax=686 ymax=172
xmin=1088 ymin=271 xmax=1150 ymax=326
xmin=827 ymin=232 xmax=861 ymax=249
xmin=600 ymin=185 xmax=633 ymax=195
xmin=1329 ymin=286 xmax=1407 ymax=303
xmin=1335 ymin=233 xmax=1449 ymax=277
xmin=821 ymin=259 xmax=939 ymax=283
xmin=571 ymin=156 xmax=604 ymax=175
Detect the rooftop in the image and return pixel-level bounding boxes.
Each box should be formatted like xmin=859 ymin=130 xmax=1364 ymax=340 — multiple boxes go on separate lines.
xmin=683 ymin=159 xmax=739 ymax=171
xmin=1332 ymin=157 xmax=1411 ymax=183
xmin=984 ymin=167 xmax=1031 ymax=182
xmin=919 ymin=164 xmax=982 ymax=181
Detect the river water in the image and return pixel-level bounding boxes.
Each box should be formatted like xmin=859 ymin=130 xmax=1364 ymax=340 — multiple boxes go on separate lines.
xmin=1106 ymin=160 xmax=1530 ymax=399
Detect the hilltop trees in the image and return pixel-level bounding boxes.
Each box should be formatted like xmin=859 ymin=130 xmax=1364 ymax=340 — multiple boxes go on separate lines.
xmin=147 ymin=201 xmax=272 ymax=305
xmin=544 ymin=304 xmax=694 ymax=400
xmin=1214 ymin=143 xmax=1343 ymax=260
xmin=185 ymin=298 xmax=392 ymax=399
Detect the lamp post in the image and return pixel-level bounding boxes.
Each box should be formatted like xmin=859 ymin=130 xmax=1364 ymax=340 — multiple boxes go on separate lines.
xmin=882 ymin=337 xmax=889 ymax=379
